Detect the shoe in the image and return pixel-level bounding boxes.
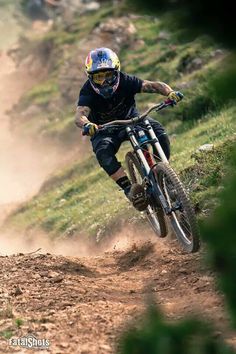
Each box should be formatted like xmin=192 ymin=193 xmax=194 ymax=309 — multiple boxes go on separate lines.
xmin=127 ymin=183 xmax=149 ymax=211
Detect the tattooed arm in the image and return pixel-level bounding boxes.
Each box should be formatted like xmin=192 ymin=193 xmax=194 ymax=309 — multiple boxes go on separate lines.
xmin=75 ymin=106 xmax=91 ymax=128
xmin=141 ymin=80 xmax=173 ymax=96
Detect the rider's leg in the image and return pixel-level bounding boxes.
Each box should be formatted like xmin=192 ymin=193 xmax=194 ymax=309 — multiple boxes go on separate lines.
xmin=110 ymin=166 xmax=148 ymax=211
xmin=91 ymin=134 xmax=131 ymax=194
xmin=91 ymin=133 xmax=148 ymax=210
xmin=110 ymin=167 xmax=132 ymax=195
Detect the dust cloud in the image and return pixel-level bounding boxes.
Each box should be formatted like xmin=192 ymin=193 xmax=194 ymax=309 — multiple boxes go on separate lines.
xmin=0 ymin=52 xmax=64 ymax=206
xmin=0 ymin=223 xmax=169 ymax=257
xmin=0 ymin=230 xmax=94 ymax=257
xmin=0 ymin=51 xmax=80 ymax=254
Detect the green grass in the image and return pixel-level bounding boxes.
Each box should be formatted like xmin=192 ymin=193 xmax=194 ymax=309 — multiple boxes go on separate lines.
xmin=23 ymin=79 xmax=59 ymax=106
xmin=170 ymin=104 xmax=236 ymax=171
xmin=15 ymin=318 xmax=23 ymax=328
xmin=180 ymin=137 xmax=236 ymax=215
xmin=0 ymin=330 xmax=13 ymax=340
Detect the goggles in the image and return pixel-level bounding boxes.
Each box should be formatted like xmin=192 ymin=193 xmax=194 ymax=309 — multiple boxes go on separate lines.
xmin=91 ymin=70 xmax=117 ymax=85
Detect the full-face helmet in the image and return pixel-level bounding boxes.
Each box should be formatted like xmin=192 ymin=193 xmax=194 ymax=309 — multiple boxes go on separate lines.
xmin=85 ymin=48 xmax=121 ymax=99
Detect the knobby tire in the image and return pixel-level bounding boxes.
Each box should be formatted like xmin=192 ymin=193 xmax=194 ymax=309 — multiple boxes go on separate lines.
xmin=156 ymin=162 xmax=200 ymax=253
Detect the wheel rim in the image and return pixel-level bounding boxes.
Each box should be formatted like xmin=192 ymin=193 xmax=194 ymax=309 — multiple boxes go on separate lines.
xmin=146 ymin=205 xmax=162 ymax=234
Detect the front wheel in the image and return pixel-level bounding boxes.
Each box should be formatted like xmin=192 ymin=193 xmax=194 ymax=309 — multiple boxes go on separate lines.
xmin=125 ymin=152 xmax=167 ymax=238
xmin=156 ymin=162 xmax=200 ymax=253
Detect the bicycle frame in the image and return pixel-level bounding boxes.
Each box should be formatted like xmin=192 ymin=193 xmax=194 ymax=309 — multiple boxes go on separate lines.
xmin=99 ymin=99 xmax=177 ymax=215
xmin=126 ymin=120 xmax=172 ymax=214
xmin=98 ymin=96 xmax=200 ymax=253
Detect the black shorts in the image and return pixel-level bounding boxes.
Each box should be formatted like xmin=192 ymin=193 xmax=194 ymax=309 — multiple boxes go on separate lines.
xmin=91 ymin=118 xmax=170 ymax=176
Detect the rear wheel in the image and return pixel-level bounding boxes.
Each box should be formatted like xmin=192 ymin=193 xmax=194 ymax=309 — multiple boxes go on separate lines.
xmin=156 ymin=162 xmax=200 ymax=253
xmin=125 ymin=152 xmax=167 ymax=238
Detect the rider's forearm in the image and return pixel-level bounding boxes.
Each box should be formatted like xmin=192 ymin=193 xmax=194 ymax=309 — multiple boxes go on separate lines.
xmin=75 ymin=106 xmax=91 ymax=128
xmin=141 ymin=80 xmax=173 ymax=96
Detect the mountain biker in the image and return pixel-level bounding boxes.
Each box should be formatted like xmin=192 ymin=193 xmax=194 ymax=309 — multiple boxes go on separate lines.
xmin=75 ymin=48 xmax=182 ymax=211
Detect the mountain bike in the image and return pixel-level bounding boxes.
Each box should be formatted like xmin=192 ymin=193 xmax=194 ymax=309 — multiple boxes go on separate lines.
xmin=100 ymin=99 xmax=200 ymax=253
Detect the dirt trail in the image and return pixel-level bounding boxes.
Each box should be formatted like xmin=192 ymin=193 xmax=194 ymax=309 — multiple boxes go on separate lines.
xmin=0 ymin=232 xmax=235 ymax=354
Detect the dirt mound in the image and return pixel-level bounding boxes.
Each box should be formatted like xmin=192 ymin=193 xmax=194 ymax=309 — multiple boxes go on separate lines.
xmin=116 ymin=241 xmax=154 ymax=271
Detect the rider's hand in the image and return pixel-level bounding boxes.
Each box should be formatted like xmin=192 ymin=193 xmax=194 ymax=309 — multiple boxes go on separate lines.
xmin=82 ymin=122 xmax=98 ymax=137
xmin=168 ymin=91 xmax=184 ymax=104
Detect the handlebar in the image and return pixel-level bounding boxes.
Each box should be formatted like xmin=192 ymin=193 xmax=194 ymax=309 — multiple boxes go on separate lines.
xmin=99 ymin=98 xmax=176 ymax=129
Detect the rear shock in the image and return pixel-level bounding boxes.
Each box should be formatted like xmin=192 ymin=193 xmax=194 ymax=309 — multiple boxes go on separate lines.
xmin=143 ymin=148 xmax=155 ymax=168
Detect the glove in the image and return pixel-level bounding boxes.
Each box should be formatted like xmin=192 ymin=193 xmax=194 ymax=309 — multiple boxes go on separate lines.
xmin=168 ymin=91 xmax=184 ymax=104
xmin=82 ymin=122 xmax=98 ymax=137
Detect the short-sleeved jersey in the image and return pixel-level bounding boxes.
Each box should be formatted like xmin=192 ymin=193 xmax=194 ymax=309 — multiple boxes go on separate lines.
xmin=77 ymin=72 xmax=143 ymax=124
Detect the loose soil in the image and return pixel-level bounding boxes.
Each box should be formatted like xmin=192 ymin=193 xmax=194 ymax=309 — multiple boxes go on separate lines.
xmin=0 ymin=235 xmax=236 ymax=354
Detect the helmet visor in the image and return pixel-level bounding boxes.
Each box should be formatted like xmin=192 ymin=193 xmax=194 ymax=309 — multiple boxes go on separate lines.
xmin=91 ymin=70 xmax=117 ymax=85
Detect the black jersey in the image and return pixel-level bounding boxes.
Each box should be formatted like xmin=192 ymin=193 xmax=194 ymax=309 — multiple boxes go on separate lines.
xmin=77 ymin=72 xmax=143 ymax=124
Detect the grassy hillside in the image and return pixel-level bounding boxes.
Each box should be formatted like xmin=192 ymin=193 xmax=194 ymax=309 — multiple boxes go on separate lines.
xmin=3 ymin=1 xmax=236 ymax=241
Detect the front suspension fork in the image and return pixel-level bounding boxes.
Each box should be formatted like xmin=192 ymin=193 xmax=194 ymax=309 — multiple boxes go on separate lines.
xmin=126 ymin=127 xmax=172 ymax=215
xmin=145 ymin=172 xmax=172 ymax=215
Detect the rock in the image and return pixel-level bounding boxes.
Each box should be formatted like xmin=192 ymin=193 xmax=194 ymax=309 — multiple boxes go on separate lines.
xmin=13 ymin=286 xmax=23 ymax=296
xmin=210 ymin=49 xmax=225 ymax=58
xmin=157 ymin=31 xmax=170 ymax=40
xmin=47 ymin=271 xmax=60 ymax=278
xmin=99 ymin=344 xmax=112 ymax=351
xmin=132 ymin=39 xmax=145 ymax=50
xmin=179 ymin=268 xmax=188 ymax=274
xmin=82 ymin=1 xmax=100 ymax=12
xmin=50 ymin=275 xmax=63 ymax=283
xmin=161 ymin=269 xmax=167 ymax=274
xmin=93 ymin=17 xmax=137 ymax=51
xmin=59 ymin=198 xmax=66 ymax=206
xmin=187 ymin=57 xmax=203 ymax=72
xmin=197 ymin=144 xmax=214 ymax=152
xmin=32 ymin=273 xmax=41 ymax=280
xmin=41 ymin=323 xmax=56 ymax=331
xmin=60 ymin=342 xmax=69 ymax=348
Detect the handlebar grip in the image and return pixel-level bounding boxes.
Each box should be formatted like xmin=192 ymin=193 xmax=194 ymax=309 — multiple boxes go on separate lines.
xmin=177 ymin=91 xmax=184 ymax=100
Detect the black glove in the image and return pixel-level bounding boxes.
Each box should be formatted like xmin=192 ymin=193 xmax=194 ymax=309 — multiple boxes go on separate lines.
xmin=82 ymin=122 xmax=98 ymax=137
xmin=168 ymin=91 xmax=184 ymax=104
